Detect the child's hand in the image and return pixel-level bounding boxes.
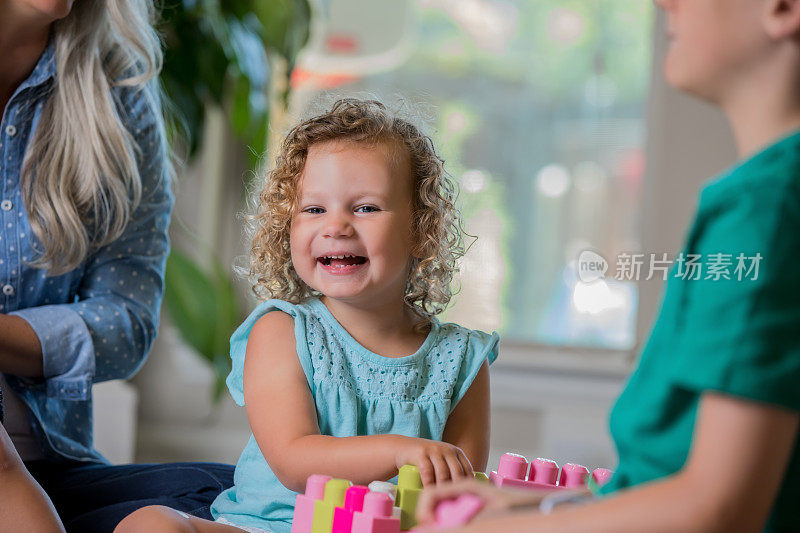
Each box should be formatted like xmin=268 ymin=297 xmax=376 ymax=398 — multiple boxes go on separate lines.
xmin=415 ymin=479 xmax=555 ymax=526
xmin=394 ymin=437 xmax=473 ymax=487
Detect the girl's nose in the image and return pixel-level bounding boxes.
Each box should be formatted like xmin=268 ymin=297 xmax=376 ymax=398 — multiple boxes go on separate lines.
xmin=322 ymin=213 xmax=354 ymax=238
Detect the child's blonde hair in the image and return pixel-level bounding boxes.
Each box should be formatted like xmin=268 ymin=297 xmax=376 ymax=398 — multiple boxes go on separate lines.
xmin=249 ymin=98 xmax=465 ymax=322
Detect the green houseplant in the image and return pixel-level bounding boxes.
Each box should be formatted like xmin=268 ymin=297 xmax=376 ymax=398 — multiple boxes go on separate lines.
xmin=158 ymin=0 xmax=312 ymax=400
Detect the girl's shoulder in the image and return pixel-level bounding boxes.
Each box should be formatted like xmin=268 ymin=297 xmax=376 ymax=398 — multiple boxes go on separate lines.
xmin=226 ymin=298 xmax=320 ymax=406
xmin=431 ymin=321 xmax=500 ymax=363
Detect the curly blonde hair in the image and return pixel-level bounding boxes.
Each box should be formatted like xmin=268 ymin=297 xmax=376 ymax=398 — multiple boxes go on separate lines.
xmin=248 ymin=98 xmax=465 ymax=323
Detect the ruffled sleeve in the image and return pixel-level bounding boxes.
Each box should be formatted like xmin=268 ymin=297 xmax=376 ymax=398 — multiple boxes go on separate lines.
xmin=226 ymin=299 xmax=315 ymax=406
xmin=450 ymin=330 xmax=499 ymax=413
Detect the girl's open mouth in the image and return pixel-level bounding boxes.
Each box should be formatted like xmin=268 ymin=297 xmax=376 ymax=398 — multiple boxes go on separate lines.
xmin=317 ymin=254 xmax=368 ymax=275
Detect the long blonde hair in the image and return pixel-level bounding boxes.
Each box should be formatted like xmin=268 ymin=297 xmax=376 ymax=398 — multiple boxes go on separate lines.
xmin=21 ymin=0 xmax=164 ymax=275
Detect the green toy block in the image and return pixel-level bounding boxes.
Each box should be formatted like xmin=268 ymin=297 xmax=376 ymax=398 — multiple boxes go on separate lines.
xmin=396 ymin=464 xmax=422 ymax=530
xmin=311 ymin=478 xmax=352 ymax=533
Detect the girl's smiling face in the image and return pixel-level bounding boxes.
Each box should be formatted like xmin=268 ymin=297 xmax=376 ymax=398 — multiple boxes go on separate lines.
xmin=290 ymin=140 xmax=417 ymax=307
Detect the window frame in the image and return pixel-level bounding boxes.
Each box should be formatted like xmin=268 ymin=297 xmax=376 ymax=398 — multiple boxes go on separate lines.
xmin=493 ymin=9 xmax=737 ymax=376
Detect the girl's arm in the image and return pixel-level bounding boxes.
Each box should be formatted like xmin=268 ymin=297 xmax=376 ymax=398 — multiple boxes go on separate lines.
xmin=243 ymin=311 xmax=472 ymax=492
xmin=421 ymin=392 xmax=798 ymax=533
xmin=441 ymin=360 xmax=491 ymax=473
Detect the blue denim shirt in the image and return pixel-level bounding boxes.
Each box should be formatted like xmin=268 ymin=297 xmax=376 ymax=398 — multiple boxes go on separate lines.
xmin=0 ymin=42 xmax=173 ymax=463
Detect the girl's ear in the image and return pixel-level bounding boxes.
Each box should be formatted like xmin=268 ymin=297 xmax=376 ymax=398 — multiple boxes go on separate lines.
xmin=763 ymin=0 xmax=800 ymax=40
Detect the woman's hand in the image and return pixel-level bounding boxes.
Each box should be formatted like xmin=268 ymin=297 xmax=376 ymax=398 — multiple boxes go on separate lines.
xmin=394 ymin=436 xmax=474 ymax=487
xmin=415 ymin=478 xmax=559 ymax=526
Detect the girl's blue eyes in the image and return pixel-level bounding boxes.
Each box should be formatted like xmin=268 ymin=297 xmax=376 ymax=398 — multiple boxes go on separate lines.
xmin=302 ymin=205 xmax=380 ymax=214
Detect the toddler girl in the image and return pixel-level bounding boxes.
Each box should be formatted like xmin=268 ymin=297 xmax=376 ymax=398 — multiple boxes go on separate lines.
xmin=116 ymin=98 xmax=498 ymax=533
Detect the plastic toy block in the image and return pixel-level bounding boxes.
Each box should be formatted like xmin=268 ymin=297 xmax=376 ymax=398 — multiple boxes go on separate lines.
xmin=396 ymin=464 xmax=422 ymax=530
xmin=368 ymin=481 xmax=402 ymax=521
xmin=557 ymin=463 xmax=590 ymax=488
xmin=311 ymin=478 xmax=352 ymax=533
xmin=591 ymin=468 xmax=613 ymax=486
xmin=489 ymin=453 xmax=613 ymax=492
xmin=473 ymin=472 xmax=489 ymax=483
xmin=332 ymin=485 xmax=370 ymax=533
xmin=292 ymin=474 xmax=332 ymax=533
xmin=351 ymin=492 xmax=400 ymax=533
xmin=432 ymin=493 xmax=484 ymax=529
xmin=368 ymin=481 xmax=397 ymax=502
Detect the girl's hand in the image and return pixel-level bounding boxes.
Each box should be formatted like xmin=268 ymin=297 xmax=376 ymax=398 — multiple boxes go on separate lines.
xmin=394 ymin=437 xmax=473 ymax=487
xmin=415 ymin=478 xmax=558 ymax=526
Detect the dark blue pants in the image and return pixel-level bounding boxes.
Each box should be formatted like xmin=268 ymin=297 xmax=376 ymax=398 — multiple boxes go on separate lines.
xmin=25 ymin=461 xmax=235 ymax=533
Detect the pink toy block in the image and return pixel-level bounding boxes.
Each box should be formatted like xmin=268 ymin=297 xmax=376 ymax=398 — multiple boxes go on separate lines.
xmin=352 ymin=492 xmax=400 ymax=533
xmin=530 ymin=458 xmax=559 ymax=485
xmin=292 ymin=475 xmax=333 ymax=533
xmin=368 ymin=481 xmax=402 ymax=521
xmin=432 ymin=493 xmax=484 ymax=529
xmin=489 ymin=453 xmax=613 ymax=492
xmin=557 ymin=463 xmax=590 ymax=488
xmin=592 ymin=468 xmax=613 ymax=486
xmin=332 ymin=485 xmax=370 ymax=533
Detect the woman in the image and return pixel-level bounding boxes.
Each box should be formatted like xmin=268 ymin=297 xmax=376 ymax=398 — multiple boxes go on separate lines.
xmin=0 ymin=1 xmax=233 ymax=532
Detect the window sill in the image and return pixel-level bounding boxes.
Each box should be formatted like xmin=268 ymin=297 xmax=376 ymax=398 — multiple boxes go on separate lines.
xmin=491 ymin=341 xmax=632 ymax=411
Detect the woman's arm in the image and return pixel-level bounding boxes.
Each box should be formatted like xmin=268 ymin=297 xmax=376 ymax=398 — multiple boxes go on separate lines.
xmin=442 ymin=360 xmax=491 ymax=473
xmin=243 ymin=311 xmax=472 ymax=492
xmin=425 ymin=392 xmax=798 ymax=533
xmin=0 ymin=314 xmax=42 ymax=377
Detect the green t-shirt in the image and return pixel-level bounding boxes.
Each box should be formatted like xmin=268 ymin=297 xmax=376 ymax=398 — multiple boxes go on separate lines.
xmin=601 ymin=129 xmax=800 ymax=532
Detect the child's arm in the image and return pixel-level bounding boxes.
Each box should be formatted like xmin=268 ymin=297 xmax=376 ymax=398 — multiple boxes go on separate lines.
xmin=243 ymin=312 xmax=472 ymax=492
xmin=441 ymin=360 xmax=490 ymax=473
xmin=419 ymin=392 xmax=799 ymax=533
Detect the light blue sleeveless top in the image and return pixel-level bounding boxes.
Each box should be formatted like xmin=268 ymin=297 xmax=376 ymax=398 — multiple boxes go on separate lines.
xmin=210 ymin=298 xmax=499 ymax=532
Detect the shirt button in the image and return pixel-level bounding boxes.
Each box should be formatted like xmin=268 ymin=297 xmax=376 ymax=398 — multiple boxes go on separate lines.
xmin=0 ymin=200 xmax=11 ymax=211
xmin=5 ymin=125 xmax=16 ymax=137
xmin=2 ymin=284 xmax=14 ymax=296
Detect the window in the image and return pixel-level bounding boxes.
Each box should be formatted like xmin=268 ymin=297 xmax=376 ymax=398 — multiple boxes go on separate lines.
xmin=293 ymin=0 xmax=654 ymax=350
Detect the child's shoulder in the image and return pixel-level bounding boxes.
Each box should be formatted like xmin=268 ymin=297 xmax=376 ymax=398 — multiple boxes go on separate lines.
xmin=227 ymin=298 xmax=320 ymax=406
xmin=432 ymin=320 xmax=500 ymax=364
xmin=236 ymin=298 xmax=317 ymax=334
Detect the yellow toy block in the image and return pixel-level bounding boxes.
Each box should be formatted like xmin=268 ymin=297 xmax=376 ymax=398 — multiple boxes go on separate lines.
xmin=311 ymin=478 xmax=352 ymax=533
xmin=395 ymin=465 xmax=422 ymax=530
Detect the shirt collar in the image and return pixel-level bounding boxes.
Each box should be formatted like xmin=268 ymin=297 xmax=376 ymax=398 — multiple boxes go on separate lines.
xmin=17 ymin=37 xmax=56 ymax=93
xmin=696 ymin=127 xmax=800 ymax=214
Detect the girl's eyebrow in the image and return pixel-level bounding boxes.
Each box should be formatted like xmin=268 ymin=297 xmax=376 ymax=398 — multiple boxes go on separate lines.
xmin=298 ymin=191 xmax=390 ymax=201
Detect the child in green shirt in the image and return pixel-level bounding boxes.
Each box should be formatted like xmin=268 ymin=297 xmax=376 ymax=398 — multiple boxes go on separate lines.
xmin=418 ymin=0 xmax=800 ymax=531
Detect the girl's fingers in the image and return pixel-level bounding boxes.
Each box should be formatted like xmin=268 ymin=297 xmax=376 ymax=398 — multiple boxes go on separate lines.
xmin=457 ymin=450 xmax=474 ymax=478
xmin=445 ymin=451 xmax=466 ymax=481
xmin=429 ymin=453 xmax=451 ymax=486
xmin=417 ymin=457 xmax=436 ymax=488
